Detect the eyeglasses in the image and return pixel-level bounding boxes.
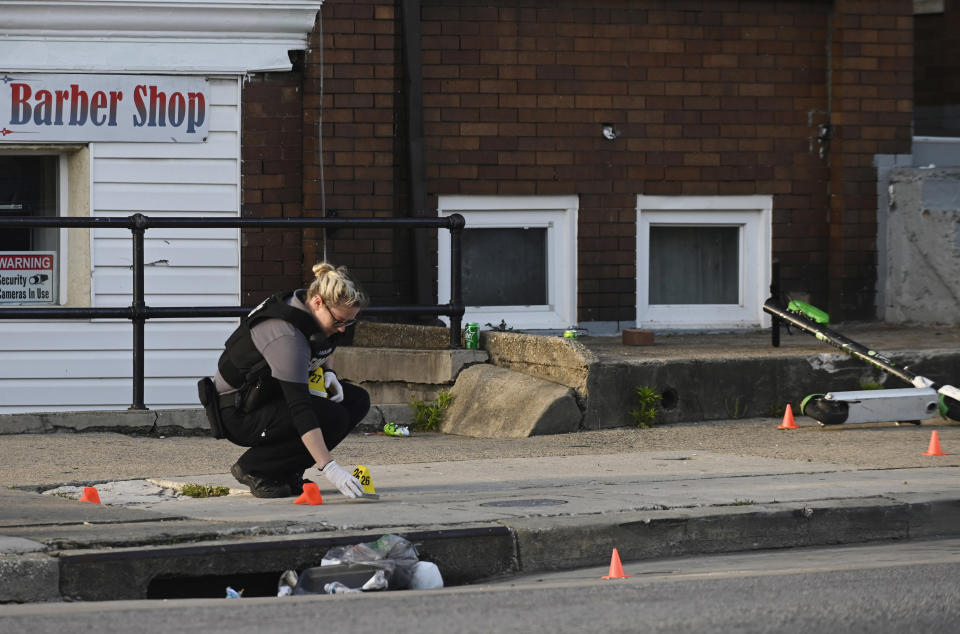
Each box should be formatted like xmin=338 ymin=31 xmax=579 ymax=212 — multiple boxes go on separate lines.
xmin=321 ymin=302 xmax=358 ymax=328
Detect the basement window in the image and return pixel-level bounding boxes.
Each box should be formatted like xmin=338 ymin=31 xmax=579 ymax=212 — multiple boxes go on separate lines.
xmin=437 ymin=195 xmax=578 ymax=330
xmin=636 ymin=195 xmax=772 ymax=330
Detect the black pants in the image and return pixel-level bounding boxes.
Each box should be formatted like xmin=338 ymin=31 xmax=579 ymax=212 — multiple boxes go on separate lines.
xmin=220 ymin=382 xmax=370 ymax=478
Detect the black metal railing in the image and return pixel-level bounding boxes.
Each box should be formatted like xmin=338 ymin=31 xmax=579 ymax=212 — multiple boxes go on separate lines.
xmin=0 ymin=213 xmax=465 ymax=409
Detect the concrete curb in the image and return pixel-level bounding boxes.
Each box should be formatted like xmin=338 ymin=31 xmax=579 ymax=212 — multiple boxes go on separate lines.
xmin=6 ymin=495 xmax=960 ymax=602
xmin=0 ymin=409 xmax=210 ymax=435
xmin=0 ymin=407 xmax=389 ymax=436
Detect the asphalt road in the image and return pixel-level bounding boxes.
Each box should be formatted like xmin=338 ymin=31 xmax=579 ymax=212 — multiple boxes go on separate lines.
xmin=3 ymin=538 xmax=959 ymax=633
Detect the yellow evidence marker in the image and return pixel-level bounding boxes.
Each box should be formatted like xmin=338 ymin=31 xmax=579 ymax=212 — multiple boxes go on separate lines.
xmin=307 ymin=365 xmax=327 ymax=397
xmin=352 ymin=464 xmax=379 ymax=499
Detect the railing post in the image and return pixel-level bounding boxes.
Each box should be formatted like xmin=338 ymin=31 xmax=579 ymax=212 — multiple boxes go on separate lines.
xmin=770 ymin=259 xmax=781 ymax=348
xmin=130 ymin=213 xmax=148 ymax=410
xmin=447 ymin=213 xmax=465 ymax=348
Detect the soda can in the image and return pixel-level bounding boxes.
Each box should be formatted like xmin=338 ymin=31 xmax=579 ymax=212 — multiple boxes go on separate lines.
xmin=464 ymin=322 xmax=480 ymax=349
xmin=563 ymin=330 xmax=578 ymax=338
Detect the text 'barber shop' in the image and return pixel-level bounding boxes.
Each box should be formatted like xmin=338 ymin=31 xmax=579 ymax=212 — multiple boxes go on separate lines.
xmin=1 ymin=73 xmax=209 ymax=143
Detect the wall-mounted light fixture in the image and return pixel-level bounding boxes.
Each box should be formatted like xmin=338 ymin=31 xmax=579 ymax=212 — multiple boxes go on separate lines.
xmin=601 ymin=124 xmax=620 ymax=140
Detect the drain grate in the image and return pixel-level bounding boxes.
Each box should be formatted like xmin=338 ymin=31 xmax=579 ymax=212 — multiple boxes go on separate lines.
xmin=480 ymin=498 xmax=568 ymax=508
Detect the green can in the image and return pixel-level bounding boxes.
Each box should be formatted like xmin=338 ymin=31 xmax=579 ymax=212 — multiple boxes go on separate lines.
xmin=465 ymin=322 xmax=480 ymax=349
xmin=563 ymin=330 xmax=578 ymax=338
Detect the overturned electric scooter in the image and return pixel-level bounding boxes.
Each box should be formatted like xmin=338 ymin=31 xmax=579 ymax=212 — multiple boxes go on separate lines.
xmin=763 ymin=298 xmax=960 ymax=426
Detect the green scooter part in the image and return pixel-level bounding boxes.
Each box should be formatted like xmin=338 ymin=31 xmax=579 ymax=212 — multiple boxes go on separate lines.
xmin=939 ymin=394 xmax=960 ymax=422
xmin=800 ymin=393 xmax=848 ymax=425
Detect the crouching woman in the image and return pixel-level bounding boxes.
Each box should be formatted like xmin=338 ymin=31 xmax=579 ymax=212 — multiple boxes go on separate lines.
xmin=209 ymin=262 xmax=370 ymax=498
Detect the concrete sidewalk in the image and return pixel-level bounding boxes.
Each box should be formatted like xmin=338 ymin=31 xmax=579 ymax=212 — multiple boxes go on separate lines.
xmin=3 ymin=421 xmax=960 ymax=603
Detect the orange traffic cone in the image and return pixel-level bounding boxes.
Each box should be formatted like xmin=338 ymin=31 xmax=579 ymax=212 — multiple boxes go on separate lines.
xmin=602 ymin=548 xmax=632 ymax=579
xmin=294 ymin=482 xmax=323 ymax=505
xmin=78 ymin=487 xmax=101 ymax=504
xmin=778 ymin=404 xmax=799 ymax=430
xmin=923 ymin=430 xmax=947 ymax=456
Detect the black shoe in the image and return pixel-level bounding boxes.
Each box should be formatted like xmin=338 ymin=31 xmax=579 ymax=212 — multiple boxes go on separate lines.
xmin=230 ymin=462 xmax=293 ymax=498
xmin=286 ymin=471 xmax=313 ymax=496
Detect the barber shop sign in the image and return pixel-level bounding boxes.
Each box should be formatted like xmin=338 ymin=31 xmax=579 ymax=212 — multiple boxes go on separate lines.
xmin=0 ymin=73 xmax=209 ymax=143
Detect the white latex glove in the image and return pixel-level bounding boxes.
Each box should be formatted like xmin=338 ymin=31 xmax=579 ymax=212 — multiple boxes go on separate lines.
xmin=322 ymin=460 xmax=363 ymax=498
xmin=323 ymin=370 xmax=344 ymax=403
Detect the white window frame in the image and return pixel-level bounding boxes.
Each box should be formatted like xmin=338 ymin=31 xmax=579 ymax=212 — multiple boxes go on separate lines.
xmin=437 ymin=195 xmax=578 ymax=331
xmin=636 ymin=195 xmax=772 ymax=330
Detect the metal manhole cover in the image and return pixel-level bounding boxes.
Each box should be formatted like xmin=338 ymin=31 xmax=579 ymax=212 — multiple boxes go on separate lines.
xmin=480 ymin=498 xmax=568 ymax=508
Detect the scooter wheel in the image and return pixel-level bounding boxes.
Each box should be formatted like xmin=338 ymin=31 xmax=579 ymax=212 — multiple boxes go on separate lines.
xmin=939 ymin=394 xmax=960 ymax=422
xmin=800 ymin=394 xmax=848 ymax=425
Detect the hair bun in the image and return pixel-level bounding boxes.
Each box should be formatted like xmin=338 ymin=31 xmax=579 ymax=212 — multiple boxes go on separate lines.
xmin=312 ymin=262 xmax=334 ymax=279
xmin=307 ymin=261 xmax=369 ymax=308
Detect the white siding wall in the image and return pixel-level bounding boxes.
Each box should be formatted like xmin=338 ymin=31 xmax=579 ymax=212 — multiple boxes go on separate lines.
xmin=0 ymin=78 xmax=241 ymax=413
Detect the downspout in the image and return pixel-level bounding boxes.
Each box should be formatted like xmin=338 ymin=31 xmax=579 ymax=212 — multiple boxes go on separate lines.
xmin=401 ymin=0 xmax=434 ymax=309
xmin=825 ymin=4 xmax=844 ymax=318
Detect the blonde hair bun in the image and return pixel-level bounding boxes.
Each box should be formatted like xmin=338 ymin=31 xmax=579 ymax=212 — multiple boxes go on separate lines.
xmin=308 ymin=261 xmax=369 ymax=308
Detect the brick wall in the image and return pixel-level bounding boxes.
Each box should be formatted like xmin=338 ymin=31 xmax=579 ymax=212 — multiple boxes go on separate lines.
xmin=240 ymin=71 xmax=306 ymax=305
xmin=302 ymin=0 xmax=416 ymax=308
xmin=827 ymin=0 xmax=913 ymax=319
xmin=282 ymin=0 xmax=914 ymax=323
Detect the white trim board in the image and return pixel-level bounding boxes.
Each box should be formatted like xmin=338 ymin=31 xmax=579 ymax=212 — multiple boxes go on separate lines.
xmin=1 ymin=1 xmax=323 ymax=73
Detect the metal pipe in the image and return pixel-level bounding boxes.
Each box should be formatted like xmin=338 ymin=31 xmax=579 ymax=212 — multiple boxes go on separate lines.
xmin=130 ymin=214 xmax=147 ymax=410
xmin=447 ymin=213 xmax=465 ymax=348
xmin=0 ymin=304 xmax=465 ymax=320
xmin=770 ymin=259 xmax=781 ymax=348
xmin=400 ymin=0 xmax=433 ymax=308
xmin=0 ymin=216 xmax=455 ymax=229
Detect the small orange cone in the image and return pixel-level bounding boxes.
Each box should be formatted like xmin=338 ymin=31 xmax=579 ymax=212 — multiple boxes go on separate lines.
xmin=923 ymin=430 xmax=947 ymax=456
xmin=78 ymin=487 xmax=101 ymax=504
xmin=778 ymin=404 xmax=799 ymax=430
xmin=602 ymin=548 xmax=632 ymax=579
xmin=294 ymin=482 xmax=323 ymax=505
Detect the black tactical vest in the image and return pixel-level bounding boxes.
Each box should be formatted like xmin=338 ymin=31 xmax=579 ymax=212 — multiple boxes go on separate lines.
xmin=217 ymin=290 xmax=334 ymax=390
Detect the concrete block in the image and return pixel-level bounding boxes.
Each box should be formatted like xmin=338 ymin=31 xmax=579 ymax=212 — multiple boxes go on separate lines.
xmin=352 ymin=321 xmax=452 ymax=349
xmin=441 ymin=365 xmax=582 ymax=438
xmin=336 ymin=348 xmax=488 ymax=384
xmin=483 ymin=330 xmax=597 ymax=396
xmin=356 ymin=382 xmax=445 ymax=405
xmin=0 ymin=554 xmax=59 ymax=603
xmin=357 ymin=404 xmax=416 ymax=431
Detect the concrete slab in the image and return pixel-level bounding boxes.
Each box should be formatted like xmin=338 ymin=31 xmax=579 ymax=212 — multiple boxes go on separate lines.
xmin=0 ymin=488 xmax=177 ymax=528
xmin=0 ymin=536 xmax=45 ymax=554
xmin=336 ymin=347 xmax=488 ymax=384
xmin=55 ymin=454 xmax=958 ymax=533
xmin=442 ymin=364 xmax=582 ymax=437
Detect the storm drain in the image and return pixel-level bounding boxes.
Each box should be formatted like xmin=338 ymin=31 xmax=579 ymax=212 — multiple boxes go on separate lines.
xmin=480 ymin=499 xmax=568 ymax=508
xmin=149 ymin=572 xmax=282 ymax=599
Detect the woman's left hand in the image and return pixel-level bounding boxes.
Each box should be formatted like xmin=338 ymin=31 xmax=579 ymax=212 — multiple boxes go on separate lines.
xmin=323 ymin=370 xmax=344 ymax=402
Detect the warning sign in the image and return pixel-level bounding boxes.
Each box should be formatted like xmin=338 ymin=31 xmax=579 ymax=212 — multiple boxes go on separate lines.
xmin=0 ymin=252 xmax=56 ymax=304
